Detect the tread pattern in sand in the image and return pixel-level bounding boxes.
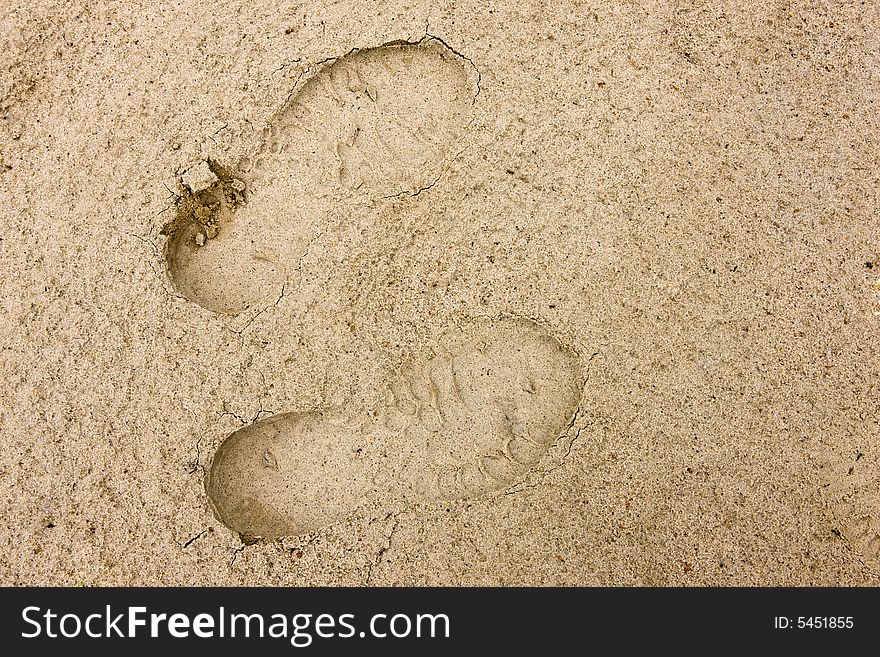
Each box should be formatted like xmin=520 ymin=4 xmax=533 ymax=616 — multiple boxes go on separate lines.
xmin=163 ymin=39 xmax=477 ymax=315
xmin=386 ymin=318 xmax=584 ymax=500
xmin=207 ymin=318 xmax=583 ymax=539
xmin=256 ymin=39 xmax=476 ymax=195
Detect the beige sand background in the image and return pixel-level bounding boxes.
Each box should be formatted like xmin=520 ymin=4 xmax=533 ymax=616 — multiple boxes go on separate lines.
xmin=1 ymin=0 xmax=878 ymax=585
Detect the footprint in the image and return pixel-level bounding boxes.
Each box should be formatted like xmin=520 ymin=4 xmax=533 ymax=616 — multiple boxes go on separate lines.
xmin=163 ymin=38 xmax=478 ymax=315
xmin=814 ymin=444 xmax=880 ymax=566
xmin=207 ymin=317 xmax=584 ymax=539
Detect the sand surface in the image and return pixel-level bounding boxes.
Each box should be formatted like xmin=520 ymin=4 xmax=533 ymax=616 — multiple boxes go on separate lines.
xmin=1 ymin=0 xmax=878 ymax=585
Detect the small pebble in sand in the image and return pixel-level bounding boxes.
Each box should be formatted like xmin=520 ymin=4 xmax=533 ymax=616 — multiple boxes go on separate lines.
xmin=181 ymin=161 xmax=218 ymax=194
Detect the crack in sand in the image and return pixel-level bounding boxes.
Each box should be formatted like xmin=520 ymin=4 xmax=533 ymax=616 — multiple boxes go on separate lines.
xmin=365 ymin=512 xmax=400 ymax=585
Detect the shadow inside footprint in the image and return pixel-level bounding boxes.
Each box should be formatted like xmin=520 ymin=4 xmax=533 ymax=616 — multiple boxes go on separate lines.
xmin=207 ymin=412 xmax=375 ymax=539
xmin=163 ymin=161 xmax=284 ymax=314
